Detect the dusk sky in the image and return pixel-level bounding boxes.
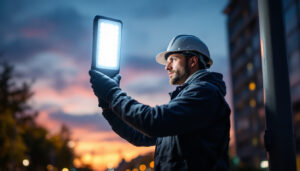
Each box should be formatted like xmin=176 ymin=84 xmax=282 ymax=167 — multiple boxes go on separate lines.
xmin=0 ymin=0 xmax=232 ymax=170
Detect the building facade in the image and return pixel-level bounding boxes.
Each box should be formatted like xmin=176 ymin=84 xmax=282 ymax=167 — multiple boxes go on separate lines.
xmin=224 ymin=0 xmax=300 ymax=168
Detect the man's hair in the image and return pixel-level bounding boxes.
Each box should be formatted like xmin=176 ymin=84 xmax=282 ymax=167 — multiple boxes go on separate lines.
xmin=182 ymin=51 xmax=206 ymax=69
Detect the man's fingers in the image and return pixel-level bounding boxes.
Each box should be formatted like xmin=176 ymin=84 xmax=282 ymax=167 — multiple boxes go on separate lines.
xmin=113 ymin=74 xmax=122 ymax=84
xmin=89 ymin=69 xmax=105 ymax=77
xmin=89 ymin=70 xmax=95 ymax=76
xmin=115 ymin=74 xmax=122 ymax=81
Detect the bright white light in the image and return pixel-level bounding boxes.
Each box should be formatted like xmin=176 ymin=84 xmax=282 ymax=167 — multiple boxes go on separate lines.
xmin=96 ymin=19 xmax=121 ymax=70
xmin=62 ymin=168 xmax=69 ymax=171
xmin=260 ymin=160 xmax=269 ymax=168
xmin=23 ymin=159 xmax=30 ymax=167
xmin=68 ymin=140 xmax=75 ymax=148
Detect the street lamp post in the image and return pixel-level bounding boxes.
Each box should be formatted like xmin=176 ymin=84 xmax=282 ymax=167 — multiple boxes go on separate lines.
xmin=258 ymin=0 xmax=297 ymax=170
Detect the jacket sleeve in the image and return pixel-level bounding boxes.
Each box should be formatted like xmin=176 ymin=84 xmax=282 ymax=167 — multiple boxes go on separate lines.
xmin=110 ymin=83 xmax=224 ymax=137
xmin=102 ymin=109 xmax=156 ymax=146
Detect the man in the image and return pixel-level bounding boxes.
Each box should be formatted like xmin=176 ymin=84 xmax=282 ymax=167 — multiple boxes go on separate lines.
xmin=89 ymin=35 xmax=231 ymax=170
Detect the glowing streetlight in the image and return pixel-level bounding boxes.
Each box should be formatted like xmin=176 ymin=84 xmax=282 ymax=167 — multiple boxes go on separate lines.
xmin=68 ymin=140 xmax=75 ymax=148
xmin=260 ymin=160 xmax=269 ymax=169
xmin=47 ymin=164 xmax=54 ymax=170
xmin=139 ymin=164 xmax=146 ymax=171
xmin=149 ymin=161 xmax=154 ymax=168
xmin=92 ymin=15 xmax=123 ymax=77
xmin=62 ymin=168 xmax=69 ymax=171
xmin=22 ymin=159 xmax=30 ymax=167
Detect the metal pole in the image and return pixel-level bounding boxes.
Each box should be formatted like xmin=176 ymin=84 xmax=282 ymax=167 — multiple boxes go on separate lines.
xmin=258 ymin=0 xmax=297 ymax=170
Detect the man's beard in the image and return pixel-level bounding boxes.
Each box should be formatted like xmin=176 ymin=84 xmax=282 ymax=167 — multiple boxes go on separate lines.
xmin=170 ymin=63 xmax=190 ymax=85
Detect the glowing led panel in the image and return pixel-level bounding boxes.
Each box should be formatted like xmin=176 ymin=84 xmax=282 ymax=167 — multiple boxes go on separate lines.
xmin=96 ymin=19 xmax=122 ymax=70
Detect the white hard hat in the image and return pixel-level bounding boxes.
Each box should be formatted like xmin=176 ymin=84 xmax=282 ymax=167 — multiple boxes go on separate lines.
xmin=156 ymin=35 xmax=213 ymax=68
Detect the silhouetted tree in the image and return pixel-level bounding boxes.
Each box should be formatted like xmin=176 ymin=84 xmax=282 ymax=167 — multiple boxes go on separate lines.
xmin=50 ymin=125 xmax=74 ymax=169
xmin=0 ymin=63 xmax=30 ymax=170
xmin=0 ymin=62 xmax=75 ymax=171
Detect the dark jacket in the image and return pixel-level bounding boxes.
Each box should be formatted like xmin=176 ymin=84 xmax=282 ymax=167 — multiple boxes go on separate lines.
xmin=102 ymin=70 xmax=231 ymax=171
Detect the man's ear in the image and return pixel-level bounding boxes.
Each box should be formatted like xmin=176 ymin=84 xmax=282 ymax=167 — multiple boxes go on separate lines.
xmin=189 ymin=56 xmax=199 ymax=68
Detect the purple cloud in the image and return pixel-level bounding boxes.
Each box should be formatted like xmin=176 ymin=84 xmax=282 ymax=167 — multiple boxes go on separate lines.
xmin=49 ymin=110 xmax=112 ymax=132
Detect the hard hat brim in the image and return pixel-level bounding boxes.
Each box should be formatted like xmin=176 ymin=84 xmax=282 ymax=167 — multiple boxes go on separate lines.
xmin=155 ymin=50 xmax=182 ymax=65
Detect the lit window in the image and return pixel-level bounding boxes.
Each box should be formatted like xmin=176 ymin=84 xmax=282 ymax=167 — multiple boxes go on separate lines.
xmin=247 ymin=62 xmax=253 ymax=71
xmin=249 ymin=98 xmax=256 ymax=108
xmin=294 ymin=113 xmax=300 ymax=122
xmin=252 ymin=137 xmax=258 ymax=146
xmin=249 ymin=82 xmax=256 ymax=91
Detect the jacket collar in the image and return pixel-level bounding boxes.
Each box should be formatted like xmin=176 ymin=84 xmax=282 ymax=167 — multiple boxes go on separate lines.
xmin=184 ymin=69 xmax=207 ymax=85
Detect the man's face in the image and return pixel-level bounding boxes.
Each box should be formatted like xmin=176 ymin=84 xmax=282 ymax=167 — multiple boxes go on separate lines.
xmin=165 ymin=53 xmax=190 ymax=85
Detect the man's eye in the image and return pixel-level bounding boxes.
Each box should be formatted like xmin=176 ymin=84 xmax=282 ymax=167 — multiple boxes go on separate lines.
xmin=168 ymin=56 xmax=178 ymax=63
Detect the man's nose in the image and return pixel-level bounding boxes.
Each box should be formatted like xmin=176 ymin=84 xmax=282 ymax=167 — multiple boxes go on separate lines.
xmin=165 ymin=62 xmax=171 ymax=71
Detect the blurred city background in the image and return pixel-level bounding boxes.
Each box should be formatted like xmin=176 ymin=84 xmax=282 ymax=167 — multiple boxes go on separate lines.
xmin=0 ymin=0 xmax=299 ymax=170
